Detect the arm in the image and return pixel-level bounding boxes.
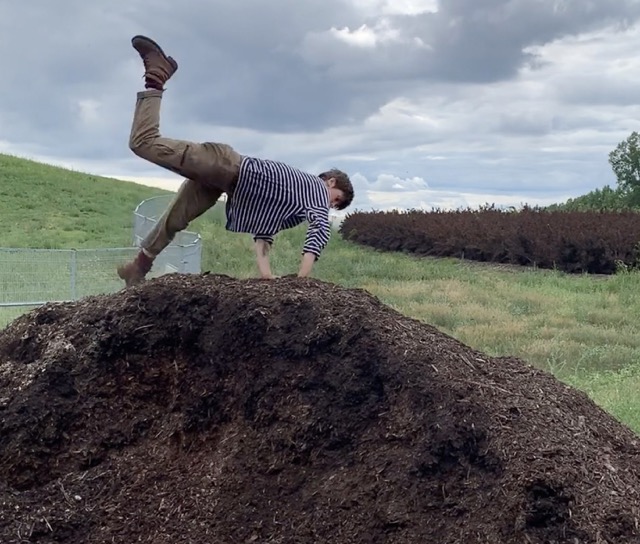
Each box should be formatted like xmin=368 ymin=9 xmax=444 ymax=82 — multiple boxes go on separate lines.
xmin=298 ymin=208 xmax=331 ymax=277
xmin=298 ymin=251 xmax=316 ymax=277
xmin=254 ymin=236 xmax=275 ymax=279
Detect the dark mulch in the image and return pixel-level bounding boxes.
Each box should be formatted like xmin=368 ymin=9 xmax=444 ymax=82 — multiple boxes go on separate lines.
xmin=0 ymin=274 xmax=638 ymax=543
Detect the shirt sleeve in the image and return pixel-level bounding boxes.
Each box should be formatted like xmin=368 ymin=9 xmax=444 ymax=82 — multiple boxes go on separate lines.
xmin=302 ymin=206 xmax=331 ymax=259
xmin=253 ymin=233 xmax=275 ymax=245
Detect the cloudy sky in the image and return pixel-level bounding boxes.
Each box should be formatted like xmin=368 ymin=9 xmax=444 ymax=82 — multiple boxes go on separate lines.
xmin=2 ymin=0 xmax=640 ymax=213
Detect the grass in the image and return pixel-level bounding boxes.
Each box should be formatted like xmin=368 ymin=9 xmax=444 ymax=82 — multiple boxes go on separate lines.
xmin=1 ymin=152 xmax=639 ymax=434
xmin=0 ymin=154 xmax=170 ymax=248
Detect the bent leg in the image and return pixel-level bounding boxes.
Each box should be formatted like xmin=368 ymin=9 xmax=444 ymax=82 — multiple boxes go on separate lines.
xmin=129 ymin=90 xmax=242 ymax=191
xmin=117 ymin=179 xmax=222 ymax=287
xmin=141 ymin=178 xmax=223 ymax=257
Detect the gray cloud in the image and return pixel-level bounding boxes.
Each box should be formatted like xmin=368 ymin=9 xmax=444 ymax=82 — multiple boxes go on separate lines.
xmin=557 ymin=77 xmax=640 ymax=107
xmin=0 ymin=1 xmax=143 ymax=158
xmin=5 ymin=0 xmax=637 ymax=149
xmin=0 ymin=0 xmax=638 ymax=211
xmin=404 ymin=0 xmax=640 ymax=82
xmin=496 ymin=113 xmax=554 ymax=136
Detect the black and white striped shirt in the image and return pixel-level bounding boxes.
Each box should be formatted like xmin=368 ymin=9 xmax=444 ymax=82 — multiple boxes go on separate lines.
xmin=225 ymin=156 xmax=332 ymax=258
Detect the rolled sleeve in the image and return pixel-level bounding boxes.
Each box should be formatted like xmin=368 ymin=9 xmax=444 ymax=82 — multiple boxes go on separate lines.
xmin=302 ymin=207 xmax=331 ymax=258
xmin=253 ymin=233 xmax=275 ymax=245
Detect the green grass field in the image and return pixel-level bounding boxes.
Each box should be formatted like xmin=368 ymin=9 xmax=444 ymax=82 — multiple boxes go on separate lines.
xmin=1 ymin=152 xmax=639 ymax=434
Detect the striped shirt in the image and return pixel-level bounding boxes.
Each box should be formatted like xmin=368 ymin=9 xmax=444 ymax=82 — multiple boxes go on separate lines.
xmin=224 ymin=156 xmax=332 ymax=258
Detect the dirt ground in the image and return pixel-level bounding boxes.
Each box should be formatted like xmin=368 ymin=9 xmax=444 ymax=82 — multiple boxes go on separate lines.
xmin=0 ymin=274 xmax=638 ymax=543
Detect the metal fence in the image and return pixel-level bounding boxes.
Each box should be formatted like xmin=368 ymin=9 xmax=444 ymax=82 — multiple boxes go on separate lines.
xmin=0 ymin=194 xmax=202 ymax=327
xmin=0 ymin=246 xmax=138 ymax=305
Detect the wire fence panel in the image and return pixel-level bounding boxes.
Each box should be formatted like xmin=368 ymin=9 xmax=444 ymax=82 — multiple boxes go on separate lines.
xmin=0 ymin=248 xmax=77 ymax=306
xmin=0 ymin=247 xmax=137 ymax=304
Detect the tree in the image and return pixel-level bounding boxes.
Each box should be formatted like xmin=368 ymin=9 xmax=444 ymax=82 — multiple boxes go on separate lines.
xmin=546 ymin=185 xmax=628 ymax=212
xmin=609 ymin=131 xmax=640 ymax=193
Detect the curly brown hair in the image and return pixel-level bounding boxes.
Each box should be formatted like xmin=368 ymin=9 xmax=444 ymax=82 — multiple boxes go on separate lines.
xmin=319 ymin=168 xmax=354 ymax=210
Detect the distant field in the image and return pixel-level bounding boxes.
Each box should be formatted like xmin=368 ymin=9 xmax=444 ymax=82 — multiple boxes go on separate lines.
xmin=1 ymin=152 xmax=639 ymax=433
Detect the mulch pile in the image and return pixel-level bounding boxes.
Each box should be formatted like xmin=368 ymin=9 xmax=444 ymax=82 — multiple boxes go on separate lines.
xmin=0 ymin=274 xmax=638 ymax=544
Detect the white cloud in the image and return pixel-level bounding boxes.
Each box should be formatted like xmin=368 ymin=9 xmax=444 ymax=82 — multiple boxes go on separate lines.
xmin=329 ymin=21 xmax=401 ymax=48
xmin=352 ymin=172 xmax=429 ymax=192
xmin=350 ymin=0 xmax=438 ymax=16
xmin=76 ymin=99 xmax=102 ymax=126
xmin=359 ymin=188 xmax=569 ymax=213
xmin=338 ymin=171 xmax=569 ymax=214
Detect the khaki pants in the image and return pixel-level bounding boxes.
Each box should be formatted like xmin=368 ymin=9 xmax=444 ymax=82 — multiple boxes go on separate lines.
xmin=128 ymin=89 xmax=243 ymax=257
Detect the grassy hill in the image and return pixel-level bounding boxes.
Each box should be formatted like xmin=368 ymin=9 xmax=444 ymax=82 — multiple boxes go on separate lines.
xmin=0 ymin=153 xmax=173 ymax=249
xmin=1 ymin=153 xmax=639 ymax=433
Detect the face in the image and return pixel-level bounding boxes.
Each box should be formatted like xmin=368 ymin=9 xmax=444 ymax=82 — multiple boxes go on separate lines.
xmin=329 ymin=187 xmax=345 ymax=209
xmin=326 ymin=178 xmax=345 ymax=209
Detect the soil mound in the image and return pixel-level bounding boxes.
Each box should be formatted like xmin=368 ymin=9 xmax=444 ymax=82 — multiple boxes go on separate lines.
xmin=0 ymin=274 xmax=638 ymax=544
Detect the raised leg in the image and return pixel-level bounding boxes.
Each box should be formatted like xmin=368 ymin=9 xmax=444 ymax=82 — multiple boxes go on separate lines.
xmin=142 ymin=179 xmax=223 ymax=256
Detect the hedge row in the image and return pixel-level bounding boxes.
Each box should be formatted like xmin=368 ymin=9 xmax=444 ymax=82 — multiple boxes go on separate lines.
xmin=338 ymin=206 xmax=640 ymax=274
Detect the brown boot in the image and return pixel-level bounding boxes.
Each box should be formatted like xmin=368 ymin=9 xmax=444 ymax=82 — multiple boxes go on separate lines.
xmin=117 ymin=251 xmax=154 ymax=287
xmin=131 ymin=35 xmax=178 ymax=90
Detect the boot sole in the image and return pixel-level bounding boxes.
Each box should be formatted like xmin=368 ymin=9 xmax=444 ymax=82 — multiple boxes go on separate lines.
xmin=131 ymin=35 xmax=178 ymax=72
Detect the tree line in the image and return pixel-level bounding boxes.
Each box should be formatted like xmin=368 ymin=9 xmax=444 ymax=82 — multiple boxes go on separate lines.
xmin=549 ymin=132 xmax=640 ymax=211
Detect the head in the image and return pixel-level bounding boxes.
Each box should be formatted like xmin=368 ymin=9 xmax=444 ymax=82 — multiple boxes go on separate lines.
xmin=319 ymin=168 xmax=354 ymax=210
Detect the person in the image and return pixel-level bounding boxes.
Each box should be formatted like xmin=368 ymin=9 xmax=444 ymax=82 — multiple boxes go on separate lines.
xmin=117 ymin=35 xmax=354 ymax=287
